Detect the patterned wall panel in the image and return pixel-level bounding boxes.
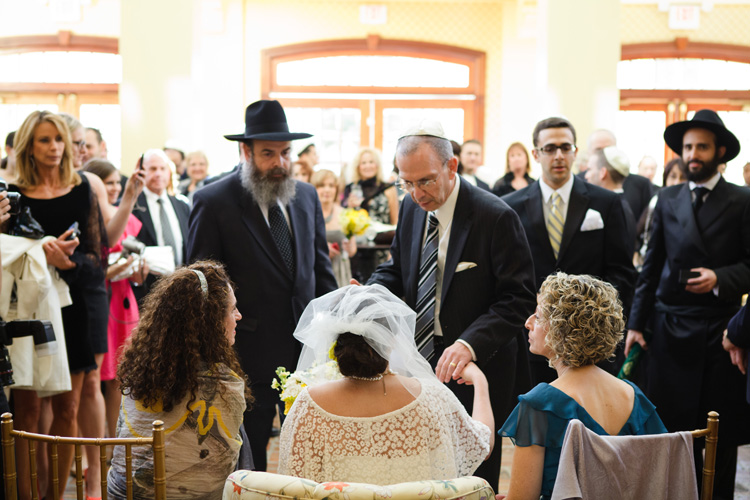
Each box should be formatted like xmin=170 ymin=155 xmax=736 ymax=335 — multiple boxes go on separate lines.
xmin=622 ymin=4 xmax=750 ymax=46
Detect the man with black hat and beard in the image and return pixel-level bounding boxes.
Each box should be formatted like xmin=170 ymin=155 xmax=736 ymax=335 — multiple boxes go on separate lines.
xmin=187 ymin=100 xmax=337 ymax=470
xmin=625 ymin=109 xmax=750 ymax=499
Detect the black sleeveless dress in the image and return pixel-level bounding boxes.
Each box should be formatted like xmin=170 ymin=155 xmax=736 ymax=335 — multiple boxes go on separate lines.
xmin=11 ymin=175 xmax=108 ymax=373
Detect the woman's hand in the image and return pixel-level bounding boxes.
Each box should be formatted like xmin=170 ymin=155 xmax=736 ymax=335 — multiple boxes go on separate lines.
xmin=346 ymin=191 xmax=363 ymax=209
xmin=106 ymin=255 xmax=134 ymax=280
xmin=328 ymin=242 xmax=341 ymax=260
xmin=121 ymin=158 xmax=146 ymax=203
xmin=456 ymin=361 xmax=485 ymax=386
xmin=129 ymin=260 xmax=149 ymax=285
xmin=43 ymin=229 xmax=79 ymax=270
xmin=0 ymin=192 xmax=11 ymax=224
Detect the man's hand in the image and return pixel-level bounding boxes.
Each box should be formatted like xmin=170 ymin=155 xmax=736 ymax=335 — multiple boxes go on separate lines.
xmin=436 ymin=342 xmax=473 ymax=384
xmin=722 ymin=331 xmax=748 ymax=375
xmin=685 ymin=267 xmax=717 ymax=294
xmin=624 ymin=329 xmax=648 ymax=356
xmin=349 ymin=279 xmax=362 ymax=286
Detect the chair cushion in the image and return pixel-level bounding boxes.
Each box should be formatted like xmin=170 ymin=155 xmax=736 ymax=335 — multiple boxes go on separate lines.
xmin=223 ymin=470 xmax=495 ymax=500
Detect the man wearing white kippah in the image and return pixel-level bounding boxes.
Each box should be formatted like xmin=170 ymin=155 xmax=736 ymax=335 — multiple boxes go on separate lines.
xmin=367 ymin=119 xmax=536 ymax=488
xmin=585 ymin=146 xmax=637 ymax=254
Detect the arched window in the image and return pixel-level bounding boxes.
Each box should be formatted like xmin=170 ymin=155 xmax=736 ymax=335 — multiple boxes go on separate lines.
xmin=0 ymin=31 xmax=121 ymax=166
xmin=262 ymin=35 xmax=485 ymax=175
xmin=617 ymin=39 xmax=750 ymax=185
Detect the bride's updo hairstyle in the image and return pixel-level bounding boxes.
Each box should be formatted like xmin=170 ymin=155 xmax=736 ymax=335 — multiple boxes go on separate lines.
xmin=294 ymin=285 xmax=438 ymax=398
xmin=334 ymin=333 xmax=388 ymax=378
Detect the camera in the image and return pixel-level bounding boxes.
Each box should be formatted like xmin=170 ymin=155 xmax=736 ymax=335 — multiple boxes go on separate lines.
xmin=0 ymin=179 xmax=21 ymax=216
xmin=0 ymin=322 xmax=14 ymax=387
xmin=121 ymin=236 xmax=146 ymax=258
xmin=0 ymin=319 xmax=57 ymax=387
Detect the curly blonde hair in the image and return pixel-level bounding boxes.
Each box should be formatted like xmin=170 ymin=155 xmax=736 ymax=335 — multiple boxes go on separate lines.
xmin=537 ymin=272 xmax=624 ymax=368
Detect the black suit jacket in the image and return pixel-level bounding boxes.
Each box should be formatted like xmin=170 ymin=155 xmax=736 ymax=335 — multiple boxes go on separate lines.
xmin=131 ymin=191 xmax=190 ymax=301
xmin=622 ymin=173 xmax=654 ymax=222
xmin=369 ymin=179 xmax=536 ymax=419
xmin=187 ymin=171 xmax=337 ymax=404
xmin=629 ymin=178 xmax=750 ymax=325
xmin=727 ymin=304 xmax=750 ymax=404
xmin=503 ymin=177 xmax=636 ymax=307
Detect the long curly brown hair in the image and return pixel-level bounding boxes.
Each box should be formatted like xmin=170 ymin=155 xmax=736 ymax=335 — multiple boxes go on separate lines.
xmin=117 ymin=260 xmax=252 ymax=412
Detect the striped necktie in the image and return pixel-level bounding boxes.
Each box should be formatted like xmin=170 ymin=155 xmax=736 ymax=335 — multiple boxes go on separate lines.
xmin=157 ymin=198 xmax=179 ymax=266
xmin=415 ymin=213 xmax=440 ymax=361
xmin=547 ymin=192 xmax=565 ymax=259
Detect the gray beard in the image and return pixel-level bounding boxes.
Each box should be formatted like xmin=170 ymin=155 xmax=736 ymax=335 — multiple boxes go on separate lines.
xmin=240 ymin=158 xmax=296 ymax=207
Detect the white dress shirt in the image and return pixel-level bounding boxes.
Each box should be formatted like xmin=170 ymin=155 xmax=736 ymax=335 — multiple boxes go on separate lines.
xmin=259 ymin=199 xmax=292 ymax=231
xmin=143 ymin=187 xmax=184 ymax=266
xmin=539 ymin=174 xmax=575 ymax=226
xmin=689 ymin=171 xmax=721 ymax=201
xmin=420 ymin=175 xmax=476 ymax=359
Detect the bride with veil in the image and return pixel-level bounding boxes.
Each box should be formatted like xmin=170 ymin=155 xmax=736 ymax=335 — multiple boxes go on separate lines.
xmin=277 ymin=284 xmax=494 ymax=484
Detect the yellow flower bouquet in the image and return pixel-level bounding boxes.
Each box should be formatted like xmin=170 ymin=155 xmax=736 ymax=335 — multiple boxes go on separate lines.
xmin=272 ymin=359 xmax=342 ymax=414
xmin=339 ymin=208 xmax=371 ymax=238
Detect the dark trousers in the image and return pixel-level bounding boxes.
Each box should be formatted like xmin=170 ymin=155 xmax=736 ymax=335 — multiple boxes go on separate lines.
xmin=244 ymin=400 xmax=285 ymax=471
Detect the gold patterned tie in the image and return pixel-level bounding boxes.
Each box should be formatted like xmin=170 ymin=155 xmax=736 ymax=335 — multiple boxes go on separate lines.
xmin=547 ymin=192 xmax=565 ymax=259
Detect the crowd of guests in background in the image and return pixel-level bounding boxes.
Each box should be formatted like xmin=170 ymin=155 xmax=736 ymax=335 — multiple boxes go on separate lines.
xmin=1 ymin=100 xmax=749 ymax=500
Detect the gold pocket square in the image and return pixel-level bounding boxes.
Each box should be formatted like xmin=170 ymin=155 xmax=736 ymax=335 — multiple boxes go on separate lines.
xmin=456 ymin=262 xmax=477 ymax=272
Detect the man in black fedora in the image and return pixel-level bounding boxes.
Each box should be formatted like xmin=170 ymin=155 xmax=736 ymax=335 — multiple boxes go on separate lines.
xmin=187 ymin=100 xmax=337 ymax=470
xmin=626 ymin=109 xmax=750 ymax=499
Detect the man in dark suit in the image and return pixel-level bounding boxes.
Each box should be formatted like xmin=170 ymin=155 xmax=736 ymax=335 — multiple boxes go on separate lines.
xmin=626 ymin=110 xmax=750 ymax=500
xmin=584 ymin=146 xmax=638 ymax=254
xmin=187 ymin=100 xmax=337 ymax=470
xmin=459 ymin=139 xmax=491 ymax=191
xmin=503 ymin=117 xmax=636 ymax=385
xmin=724 ymin=304 xmax=750 ymax=404
xmin=368 ymin=120 xmax=536 ymax=488
xmin=586 ymin=128 xmax=654 ymax=221
xmin=131 ymin=148 xmax=190 ymax=303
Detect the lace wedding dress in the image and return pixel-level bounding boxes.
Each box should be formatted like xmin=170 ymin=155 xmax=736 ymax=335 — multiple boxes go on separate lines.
xmin=277 ymin=380 xmax=491 ymax=484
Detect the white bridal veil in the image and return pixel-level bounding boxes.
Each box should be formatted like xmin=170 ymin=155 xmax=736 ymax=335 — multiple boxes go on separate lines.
xmin=293 ymin=284 xmax=438 ymax=397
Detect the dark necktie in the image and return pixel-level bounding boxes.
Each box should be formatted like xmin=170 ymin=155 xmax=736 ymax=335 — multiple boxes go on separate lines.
xmin=157 ymin=198 xmax=179 ymax=266
xmin=415 ymin=213 xmax=439 ymax=361
xmin=268 ymin=203 xmax=295 ymax=276
xmin=693 ymin=186 xmax=710 ymax=214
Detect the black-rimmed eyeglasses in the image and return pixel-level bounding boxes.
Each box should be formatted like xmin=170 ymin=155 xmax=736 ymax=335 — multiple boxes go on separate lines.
xmin=536 ymin=143 xmax=576 ymax=155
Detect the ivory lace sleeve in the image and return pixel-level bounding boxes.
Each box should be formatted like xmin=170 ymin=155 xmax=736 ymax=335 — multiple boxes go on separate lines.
xmin=277 ymin=381 xmax=490 ymax=485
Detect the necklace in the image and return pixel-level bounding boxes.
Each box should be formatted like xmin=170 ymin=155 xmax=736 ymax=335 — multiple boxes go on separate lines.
xmin=347 ymin=373 xmax=384 ymax=381
xmin=345 ymin=369 xmax=394 ymax=395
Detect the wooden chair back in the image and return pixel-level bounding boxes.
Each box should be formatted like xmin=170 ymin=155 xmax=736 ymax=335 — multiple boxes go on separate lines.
xmin=690 ymin=411 xmax=719 ymax=500
xmin=1 ymin=412 xmax=166 ymax=500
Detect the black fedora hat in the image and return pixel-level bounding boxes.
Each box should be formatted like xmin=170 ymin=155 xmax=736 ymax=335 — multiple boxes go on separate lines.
xmin=224 ymin=100 xmax=312 ymax=142
xmin=664 ymin=109 xmax=740 ymax=162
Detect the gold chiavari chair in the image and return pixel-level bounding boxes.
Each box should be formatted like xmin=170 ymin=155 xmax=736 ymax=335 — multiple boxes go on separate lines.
xmin=691 ymin=411 xmax=719 ymax=500
xmin=1 ymin=412 xmax=166 ymax=500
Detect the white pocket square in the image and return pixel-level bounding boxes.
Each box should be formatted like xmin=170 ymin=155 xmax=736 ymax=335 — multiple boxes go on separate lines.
xmin=456 ymin=262 xmax=477 ymax=273
xmin=580 ymin=209 xmax=604 ymax=232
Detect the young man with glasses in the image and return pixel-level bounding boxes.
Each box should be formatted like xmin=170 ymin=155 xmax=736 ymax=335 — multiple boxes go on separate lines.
xmin=502 ymin=117 xmax=636 ymax=385
xmin=368 ymin=119 xmax=536 ymax=489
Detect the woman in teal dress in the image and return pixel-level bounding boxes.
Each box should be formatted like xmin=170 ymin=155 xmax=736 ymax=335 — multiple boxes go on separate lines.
xmin=499 ymin=272 xmax=667 ymax=500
